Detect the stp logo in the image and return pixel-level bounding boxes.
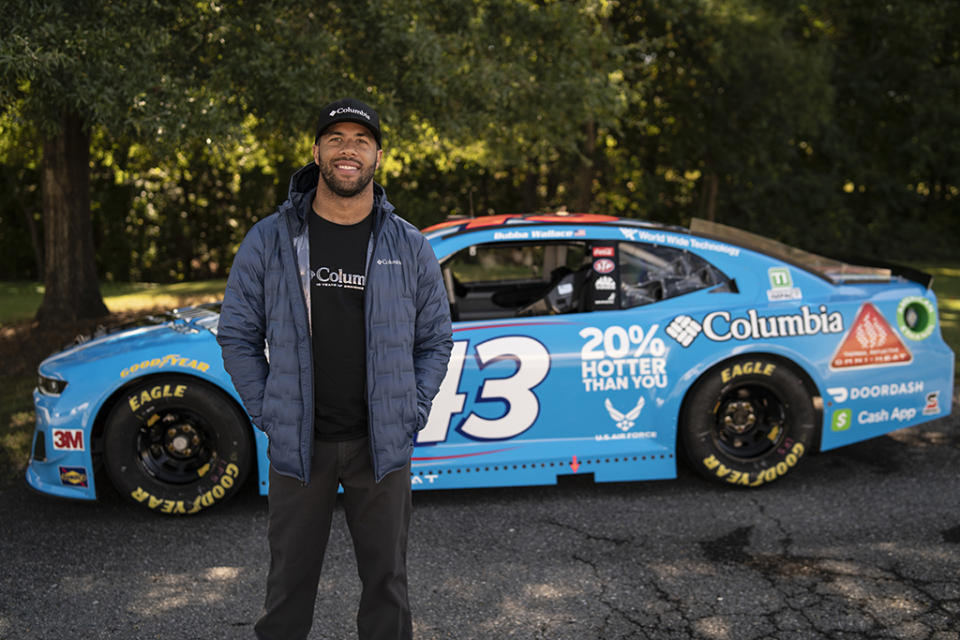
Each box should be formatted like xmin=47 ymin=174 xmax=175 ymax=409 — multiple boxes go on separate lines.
xmin=52 ymin=429 xmax=85 ymax=451
xmin=593 ymin=258 xmax=615 ymax=274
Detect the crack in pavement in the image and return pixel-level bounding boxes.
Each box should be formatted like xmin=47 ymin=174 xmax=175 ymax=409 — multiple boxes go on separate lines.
xmin=694 ymin=512 xmax=959 ymax=639
xmin=545 ymin=517 xmax=633 ymax=547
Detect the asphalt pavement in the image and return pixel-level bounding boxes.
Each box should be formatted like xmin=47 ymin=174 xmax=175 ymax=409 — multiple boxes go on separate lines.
xmin=2 ymin=391 xmax=959 ymax=640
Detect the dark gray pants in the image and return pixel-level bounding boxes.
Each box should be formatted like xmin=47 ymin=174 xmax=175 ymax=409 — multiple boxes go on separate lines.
xmin=254 ymin=438 xmax=412 ymax=640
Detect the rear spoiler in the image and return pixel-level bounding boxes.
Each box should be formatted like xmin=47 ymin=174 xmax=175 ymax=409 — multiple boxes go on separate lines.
xmin=843 ymin=257 xmax=933 ymax=289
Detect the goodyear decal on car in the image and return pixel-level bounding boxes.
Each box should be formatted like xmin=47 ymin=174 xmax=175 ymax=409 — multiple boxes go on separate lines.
xmin=666 ymin=305 xmax=844 ymax=347
xmin=830 ymin=303 xmax=911 ymax=369
xmin=59 ymin=466 xmax=88 ymax=487
xmin=120 ymin=354 xmax=210 ymax=378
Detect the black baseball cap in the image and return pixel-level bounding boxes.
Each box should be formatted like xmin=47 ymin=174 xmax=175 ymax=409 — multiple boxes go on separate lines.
xmin=314 ymin=98 xmax=382 ymax=147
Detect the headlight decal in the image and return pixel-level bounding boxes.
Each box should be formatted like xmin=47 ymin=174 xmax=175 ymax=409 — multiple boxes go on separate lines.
xmin=38 ymin=375 xmax=68 ymax=396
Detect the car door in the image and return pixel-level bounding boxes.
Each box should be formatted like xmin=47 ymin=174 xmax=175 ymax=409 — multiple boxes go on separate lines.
xmin=412 ymin=228 xmax=730 ymax=489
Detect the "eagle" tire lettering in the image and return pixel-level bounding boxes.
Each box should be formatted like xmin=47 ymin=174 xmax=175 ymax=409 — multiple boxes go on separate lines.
xmin=128 ymin=384 xmax=187 ymax=411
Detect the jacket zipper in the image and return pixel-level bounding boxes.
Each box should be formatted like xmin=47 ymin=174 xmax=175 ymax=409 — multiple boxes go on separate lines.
xmin=364 ymin=204 xmax=387 ymax=482
xmin=284 ymin=200 xmax=315 ymax=485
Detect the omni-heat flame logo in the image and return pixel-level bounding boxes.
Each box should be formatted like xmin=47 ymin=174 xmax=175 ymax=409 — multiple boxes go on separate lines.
xmin=854 ymin=311 xmax=888 ymax=349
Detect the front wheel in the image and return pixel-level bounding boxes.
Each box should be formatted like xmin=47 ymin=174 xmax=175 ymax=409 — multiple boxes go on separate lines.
xmin=103 ymin=375 xmax=253 ymax=515
xmin=681 ymin=356 xmax=816 ymax=487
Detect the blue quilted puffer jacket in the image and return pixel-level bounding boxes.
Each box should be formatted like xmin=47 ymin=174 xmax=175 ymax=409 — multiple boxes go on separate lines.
xmin=217 ymin=163 xmax=453 ymax=483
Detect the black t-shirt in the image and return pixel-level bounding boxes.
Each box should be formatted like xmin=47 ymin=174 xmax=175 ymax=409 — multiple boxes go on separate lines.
xmin=309 ymin=207 xmax=374 ymax=441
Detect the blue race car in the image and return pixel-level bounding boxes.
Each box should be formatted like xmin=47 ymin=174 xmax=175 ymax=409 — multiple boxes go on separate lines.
xmin=27 ymin=214 xmax=955 ymax=514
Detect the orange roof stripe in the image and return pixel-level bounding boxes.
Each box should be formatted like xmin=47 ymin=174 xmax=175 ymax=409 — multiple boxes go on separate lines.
xmin=422 ymin=213 xmax=622 ymax=235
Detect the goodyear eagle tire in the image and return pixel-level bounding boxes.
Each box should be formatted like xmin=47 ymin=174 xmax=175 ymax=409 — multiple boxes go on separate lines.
xmin=681 ymin=357 xmax=816 ymax=488
xmin=103 ymin=375 xmax=252 ymax=515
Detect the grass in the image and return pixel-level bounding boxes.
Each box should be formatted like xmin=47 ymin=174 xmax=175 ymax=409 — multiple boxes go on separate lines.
xmin=916 ymin=264 xmax=960 ymax=365
xmin=0 ymin=279 xmax=227 ymax=326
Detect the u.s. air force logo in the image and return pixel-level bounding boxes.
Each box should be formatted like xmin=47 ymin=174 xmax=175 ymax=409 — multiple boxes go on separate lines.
xmin=605 ymin=397 xmax=645 ymax=432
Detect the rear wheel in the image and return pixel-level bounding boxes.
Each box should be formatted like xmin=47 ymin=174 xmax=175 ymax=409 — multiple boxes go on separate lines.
xmin=681 ymin=356 xmax=816 ymax=487
xmin=103 ymin=375 xmax=252 ymax=515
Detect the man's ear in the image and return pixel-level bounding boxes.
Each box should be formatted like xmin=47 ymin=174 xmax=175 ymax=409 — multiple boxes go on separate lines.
xmin=312 ymin=144 xmax=320 ymax=165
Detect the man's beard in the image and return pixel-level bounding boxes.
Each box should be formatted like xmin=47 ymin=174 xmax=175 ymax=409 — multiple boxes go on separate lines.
xmin=318 ymin=158 xmax=376 ymax=198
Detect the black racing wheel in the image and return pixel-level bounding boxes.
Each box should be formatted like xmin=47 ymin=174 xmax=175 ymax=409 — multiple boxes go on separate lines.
xmin=681 ymin=356 xmax=817 ymax=487
xmin=103 ymin=375 xmax=253 ymax=515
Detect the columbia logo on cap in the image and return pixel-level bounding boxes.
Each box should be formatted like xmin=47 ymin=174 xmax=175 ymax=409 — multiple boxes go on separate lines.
xmin=329 ymin=106 xmax=371 ymax=121
xmin=316 ymin=98 xmax=382 ymax=145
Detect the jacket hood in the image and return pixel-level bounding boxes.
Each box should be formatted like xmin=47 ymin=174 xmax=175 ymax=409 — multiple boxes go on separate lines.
xmin=286 ymin=162 xmax=394 ymax=222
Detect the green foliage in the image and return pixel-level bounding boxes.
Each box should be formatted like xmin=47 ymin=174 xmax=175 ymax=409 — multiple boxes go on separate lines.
xmin=0 ymin=0 xmax=958 ymax=281
xmin=0 ymin=279 xmax=227 ymax=326
xmin=798 ymin=0 xmax=960 ymax=259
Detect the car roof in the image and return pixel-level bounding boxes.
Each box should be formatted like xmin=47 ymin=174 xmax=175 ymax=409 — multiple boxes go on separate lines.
xmin=421 ymin=212 xmax=687 ymax=241
xmin=422 ymin=213 xmax=901 ymax=286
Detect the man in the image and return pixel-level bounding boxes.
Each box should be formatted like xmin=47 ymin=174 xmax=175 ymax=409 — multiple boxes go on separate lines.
xmin=217 ymin=98 xmax=453 ymax=640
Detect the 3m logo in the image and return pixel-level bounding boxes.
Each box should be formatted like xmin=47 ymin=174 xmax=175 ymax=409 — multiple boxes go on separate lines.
xmin=666 ymin=315 xmax=702 ymax=347
xmin=831 ymin=303 xmax=912 ymax=369
xmin=52 ymin=429 xmax=85 ymax=451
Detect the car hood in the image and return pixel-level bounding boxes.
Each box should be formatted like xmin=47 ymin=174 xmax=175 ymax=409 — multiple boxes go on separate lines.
xmin=39 ymin=304 xmax=222 ymax=374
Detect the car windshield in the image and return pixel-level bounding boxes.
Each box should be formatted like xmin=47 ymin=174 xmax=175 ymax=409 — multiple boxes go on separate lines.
xmin=689 ymin=218 xmax=891 ymax=283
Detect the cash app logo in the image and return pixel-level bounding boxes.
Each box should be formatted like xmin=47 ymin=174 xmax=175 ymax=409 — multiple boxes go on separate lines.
xmin=831 ymin=409 xmax=852 ymax=431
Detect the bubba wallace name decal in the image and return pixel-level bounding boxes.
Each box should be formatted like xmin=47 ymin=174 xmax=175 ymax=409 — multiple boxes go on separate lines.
xmin=667 ymin=305 xmax=844 ymax=347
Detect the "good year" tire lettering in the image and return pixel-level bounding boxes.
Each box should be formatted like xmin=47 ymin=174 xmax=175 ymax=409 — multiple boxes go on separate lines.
xmin=702 ymin=442 xmax=806 ymax=487
xmin=130 ymin=463 xmax=240 ymax=514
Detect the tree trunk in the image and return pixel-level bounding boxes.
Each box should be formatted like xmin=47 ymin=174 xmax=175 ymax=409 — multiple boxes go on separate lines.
xmin=699 ymin=171 xmax=720 ymax=222
xmin=571 ymin=120 xmax=597 ymax=213
xmin=521 ymin=170 xmax=538 ymax=212
xmin=35 ymin=111 xmax=108 ymax=326
xmin=23 ymin=207 xmax=44 ymax=280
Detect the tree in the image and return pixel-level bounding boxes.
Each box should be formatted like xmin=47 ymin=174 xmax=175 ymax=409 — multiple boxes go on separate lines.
xmin=2 ymin=1 xmax=628 ymax=321
xmin=597 ymin=0 xmax=833 ymax=229
xmin=799 ymin=0 xmax=960 ymax=258
xmin=2 ymin=2 xmax=242 ymax=323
